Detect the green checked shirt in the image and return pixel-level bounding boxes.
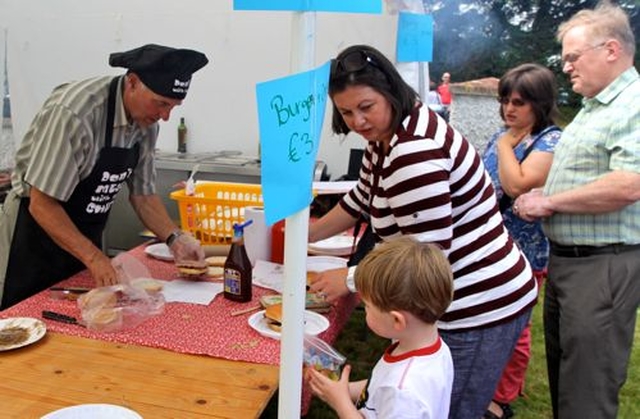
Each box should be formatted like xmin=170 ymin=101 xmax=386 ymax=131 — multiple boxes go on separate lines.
xmin=543 ymin=67 xmax=640 ymax=246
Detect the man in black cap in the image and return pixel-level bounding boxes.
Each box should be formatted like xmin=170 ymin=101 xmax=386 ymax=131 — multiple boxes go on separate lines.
xmin=0 ymin=44 xmax=209 ymax=309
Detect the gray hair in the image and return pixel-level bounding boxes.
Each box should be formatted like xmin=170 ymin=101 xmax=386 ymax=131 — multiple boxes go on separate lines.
xmin=557 ymin=1 xmax=636 ymax=57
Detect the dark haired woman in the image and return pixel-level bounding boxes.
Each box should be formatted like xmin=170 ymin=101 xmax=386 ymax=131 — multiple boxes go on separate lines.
xmin=308 ymin=44 xmax=538 ymax=419
xmin=481 ymin=63 xmax=561 ymax=419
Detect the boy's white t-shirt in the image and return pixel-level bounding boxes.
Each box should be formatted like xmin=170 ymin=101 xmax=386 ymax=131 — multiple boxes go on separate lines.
xmin=356 ymin=337 xmax=454 ymax=419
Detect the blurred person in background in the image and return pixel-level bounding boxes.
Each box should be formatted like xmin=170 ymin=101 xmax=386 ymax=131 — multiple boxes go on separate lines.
xmin=514 ymin=2 xmax=640 ymax=417
xmin=437 ymin=72 xmax=452 ymax=121
xmin=481 ymin=63 xmax=561 ymax=419
xmin=308 ymin=44 xmax=537 ymax=419
xmin=427 ymin=80 xmax=447 ymax=120
xmin=0 ymin=44 xmax=208 ymax=309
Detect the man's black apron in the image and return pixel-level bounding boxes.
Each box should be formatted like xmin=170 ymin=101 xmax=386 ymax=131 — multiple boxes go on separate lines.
xmin=2 ymin=76 xmax=140 ymax=309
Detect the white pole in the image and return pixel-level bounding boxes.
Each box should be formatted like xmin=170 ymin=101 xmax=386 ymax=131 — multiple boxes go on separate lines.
xmin=277 ymin=11 xmax=316 ymax=419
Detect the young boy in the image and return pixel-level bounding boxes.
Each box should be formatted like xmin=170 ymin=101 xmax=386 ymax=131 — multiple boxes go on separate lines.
xmin=307 ymin=237 xmax=454 ymax=418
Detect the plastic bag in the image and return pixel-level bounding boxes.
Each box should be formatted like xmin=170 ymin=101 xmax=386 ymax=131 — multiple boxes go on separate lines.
xmin=77 ymin=283 xmax=165 ymax=332
xmin=303 ymin=335 xmax=346 ymax=381
xmin=112 ymin=252 xmax=152 ymax=283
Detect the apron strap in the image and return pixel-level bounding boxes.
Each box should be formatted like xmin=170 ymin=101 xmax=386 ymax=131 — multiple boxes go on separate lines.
xmin=105 ymin=76 xmax=121 ymax=148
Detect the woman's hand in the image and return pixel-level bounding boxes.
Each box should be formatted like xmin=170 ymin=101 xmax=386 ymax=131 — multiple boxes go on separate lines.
xmin=498 ymin=130 xmax=525 ymax=149
xmin=308 ymin=267 xmax=350 ymax=304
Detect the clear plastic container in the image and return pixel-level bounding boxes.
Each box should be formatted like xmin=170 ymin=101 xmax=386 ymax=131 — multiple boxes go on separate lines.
xmin=303 ymin=334 xmax=346 ymax=381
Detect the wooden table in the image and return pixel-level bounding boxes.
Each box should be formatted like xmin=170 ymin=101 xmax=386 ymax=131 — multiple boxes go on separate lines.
xmin=0 ymin=332 xmax=278 ymax=418
xmin=0 ymin=244 xmax=358 ymax=417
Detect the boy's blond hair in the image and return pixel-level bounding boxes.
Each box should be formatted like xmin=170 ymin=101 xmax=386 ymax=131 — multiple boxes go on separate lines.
xmin=354 ymin=237 xmax=453 ymax=324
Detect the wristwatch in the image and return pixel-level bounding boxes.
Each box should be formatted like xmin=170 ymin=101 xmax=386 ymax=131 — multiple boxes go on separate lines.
xmin=345 ymin=266 xmax=357 ymax=293
xmin=165 ymin=229 xmax=183 ymax=247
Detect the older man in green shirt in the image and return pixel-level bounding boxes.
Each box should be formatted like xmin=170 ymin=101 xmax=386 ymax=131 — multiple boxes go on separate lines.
xmin=514 ymin=3 xmax=640 ymax=419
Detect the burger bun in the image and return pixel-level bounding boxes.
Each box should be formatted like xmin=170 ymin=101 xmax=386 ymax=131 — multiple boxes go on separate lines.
xmin=176 ymin=261 xmax=208 ymax=278
xmin=205 ymin=256 xmax=227 ymax=267
xmin=264 ymin=303 xmax=283 ymax=333
xmin=77 ymin=287 xmax=123 ymax=330
xmin=306 ymin=271 xmax=319 ymax=286
xmin=129 ymin=278 xmax=163 ymax=293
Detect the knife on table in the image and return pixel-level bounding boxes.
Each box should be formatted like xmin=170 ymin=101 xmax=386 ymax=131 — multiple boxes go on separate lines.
xmin=42 ymin=310 xmax=85 ymax=327
xmin=49 ymin=287 xmax=91 ymax=301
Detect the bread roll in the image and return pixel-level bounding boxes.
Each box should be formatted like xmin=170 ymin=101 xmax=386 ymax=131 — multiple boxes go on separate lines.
xmin=130 ymin=278 xmax=163 ymax=293
xmin=77 ymin=287 xmax=122 ymax=330
xmin=306 ymin=271 xmax=319 ymax=286
xmin=90 ymin=307 xmax=123 ymax=329
xmin=207 ymin=266 xmax=225 ymax=278
xmin=78 ymin=287 xmax=117 ymax=311
xmin=264 ymin=303 xmax=283 ymax=332
xmin=205 ymin=256 xmax=227 ymax=267
xmin=176 ymin=261 xmax=208 ymax=278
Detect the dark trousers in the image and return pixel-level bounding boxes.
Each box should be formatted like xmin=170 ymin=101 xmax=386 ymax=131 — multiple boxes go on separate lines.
xmin=545 ymin=250 xmax=640 ymax=418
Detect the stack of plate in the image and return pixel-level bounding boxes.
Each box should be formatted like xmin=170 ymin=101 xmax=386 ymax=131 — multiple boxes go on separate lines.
xmin=308 ymin=235 xmax=357 ymax=257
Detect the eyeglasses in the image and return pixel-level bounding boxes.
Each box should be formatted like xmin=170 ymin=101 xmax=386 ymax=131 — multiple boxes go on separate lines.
xmin=331 ymin=50 xmax=379 ymax=75
xmin=561 ymin=42 xmax=606 ymax=66
xmin=497 ymin=97 xmax=527 ymax=107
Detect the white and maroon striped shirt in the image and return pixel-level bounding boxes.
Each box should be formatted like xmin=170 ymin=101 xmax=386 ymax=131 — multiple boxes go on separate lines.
xmin=341 ymin=106 xmax=537 ymax=330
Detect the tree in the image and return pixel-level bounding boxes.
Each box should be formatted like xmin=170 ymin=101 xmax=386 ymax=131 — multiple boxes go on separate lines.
xmin=425 ymin=0 xmax=639 ymax=107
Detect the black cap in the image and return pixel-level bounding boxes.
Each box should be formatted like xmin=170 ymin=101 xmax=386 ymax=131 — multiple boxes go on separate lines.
xmin=109 ymin=44 xmax=209 ymax=100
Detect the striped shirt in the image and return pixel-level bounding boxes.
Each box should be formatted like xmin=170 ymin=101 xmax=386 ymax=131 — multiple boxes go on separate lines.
xmin=340 ymin=105 xmax=536 ymax=330
xmin=11 ymin=76 xmax=159 ymax=201
xmin=543 ymin=67 xmax=640 ymax=245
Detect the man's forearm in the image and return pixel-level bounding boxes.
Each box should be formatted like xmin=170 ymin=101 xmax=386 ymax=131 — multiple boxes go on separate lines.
xmin=129 ymin=194 xmax=179 ymax=242
xmin=548 ymin=170 xmax=640 ymax=214
xmin=28 ymin=188 xmax=104 ymax=266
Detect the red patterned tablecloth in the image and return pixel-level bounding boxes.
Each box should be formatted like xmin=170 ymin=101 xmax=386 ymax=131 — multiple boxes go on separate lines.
xmin=0 ymin=244 xmax=358 ymax=367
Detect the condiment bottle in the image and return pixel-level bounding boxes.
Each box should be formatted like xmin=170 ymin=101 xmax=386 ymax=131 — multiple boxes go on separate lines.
xmin=224 ymin=220 xmax=253 ymax=302
xmin=177 ymin=117 xmax=187 ymax=153
xmin=270 ymin=219 xmax=285 ymax=264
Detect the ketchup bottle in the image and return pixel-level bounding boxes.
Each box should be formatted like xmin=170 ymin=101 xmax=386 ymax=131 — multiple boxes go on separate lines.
xmin=224 ymin=220 xmax=253 ymax=302
xmin=270 ymin=220 xmax=285 ymax=264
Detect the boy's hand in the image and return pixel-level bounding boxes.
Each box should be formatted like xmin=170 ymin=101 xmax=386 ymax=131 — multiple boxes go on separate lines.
xmin=307 ymin=364 xmax=357 ymax=415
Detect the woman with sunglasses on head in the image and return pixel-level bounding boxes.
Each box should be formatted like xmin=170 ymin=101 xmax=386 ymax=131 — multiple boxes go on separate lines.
xmin=308 ymin=44 xmax=538 ymax=419
xmin=481 ymin=63 xmax=561 ymax=419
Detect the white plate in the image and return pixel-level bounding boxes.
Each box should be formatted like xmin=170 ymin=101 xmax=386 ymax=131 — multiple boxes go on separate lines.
xmin=306 ymin=255 xmax=348 ymax=272
xmin=248 ymin=310 xmax=329 ymax=340
xmin=252 ymin=257 xmax=347 ymax=293
xmin=144 ymin=243 xmax=174 ymax=261
xmin=41 ymin=404 xmax=142 ymax=419
xmin=308 ymin=235 xmax=356 ymax=256
xmin=0 ymin=317 xmax=46 ymax=351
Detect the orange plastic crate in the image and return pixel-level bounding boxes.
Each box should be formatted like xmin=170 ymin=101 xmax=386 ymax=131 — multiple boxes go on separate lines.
xmin=170 ymin=181 xmax=263 ymax=245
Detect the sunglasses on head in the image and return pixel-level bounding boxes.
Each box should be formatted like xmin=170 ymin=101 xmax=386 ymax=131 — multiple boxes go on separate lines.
xmin=497 ymin=96 xmax=527 ymax=107
xmin=332 ymin=50 xmax=380 ymax=75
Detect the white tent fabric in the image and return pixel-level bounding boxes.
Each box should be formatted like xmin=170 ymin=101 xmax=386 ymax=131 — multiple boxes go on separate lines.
xmin=0 ymin=0 xmax=396 ymax=179
xmin=0 ymin=27 xmax=14 ymax=172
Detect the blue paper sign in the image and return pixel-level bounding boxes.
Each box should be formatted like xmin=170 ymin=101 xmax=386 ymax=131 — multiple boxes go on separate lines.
xmin=256 ymin=61 xmax=331 ymax=226
xmin=396 ymin=12 xmax=434 ymax=62
xmin=234 ymin=0 xmax=381 ymax=13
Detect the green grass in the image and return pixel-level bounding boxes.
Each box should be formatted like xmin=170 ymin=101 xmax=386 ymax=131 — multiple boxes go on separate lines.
xmin=262 ymin=301 xmax=639 ymax=418
xmin=510 ymin=301 xmax=640 ymax=419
